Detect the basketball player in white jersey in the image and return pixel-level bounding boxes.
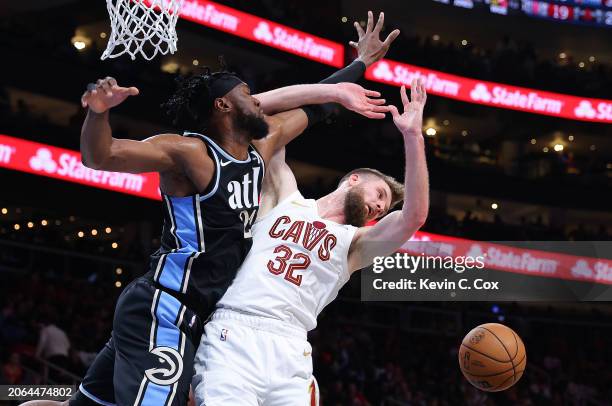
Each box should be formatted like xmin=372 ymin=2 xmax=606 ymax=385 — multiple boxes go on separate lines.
xmin=192 ymin=78 xmax=429 ymax=405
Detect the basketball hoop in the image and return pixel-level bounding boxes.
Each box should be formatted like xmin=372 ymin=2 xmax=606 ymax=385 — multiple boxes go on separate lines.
xmin=102 ymin=0 xmax=184 ymax=61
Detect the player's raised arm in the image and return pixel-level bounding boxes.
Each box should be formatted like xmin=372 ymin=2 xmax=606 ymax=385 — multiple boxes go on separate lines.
xmin=347 ymin=79 xmax=430 ymax=273
xmin=253 ymin=10 xmax=399 ymax=115
xmin=349 ymin=11 xmax=400 ymax=69
xmin=257 ymin=147 xmax=299 ymax=218
xmin=255 ymin=82 xmax=387 ymax=119
xmin=80 ymin=77 xmax=194 ymax=174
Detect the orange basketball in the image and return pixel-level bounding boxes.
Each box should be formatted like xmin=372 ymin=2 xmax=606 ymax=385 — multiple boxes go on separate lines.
xmin=458 ymin=323 xmax=527 ymax=392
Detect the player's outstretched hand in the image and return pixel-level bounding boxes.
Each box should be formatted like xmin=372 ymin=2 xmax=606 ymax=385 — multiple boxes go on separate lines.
xmin=335 ymin=82 xmax=389 ymax=119
xmin=388 ymin=78 xmax=427 ymax=136
xmin=350 ymin=11 xmax=400 ymax=68
xmin=81 ymin=77 xmax=139 ymax=113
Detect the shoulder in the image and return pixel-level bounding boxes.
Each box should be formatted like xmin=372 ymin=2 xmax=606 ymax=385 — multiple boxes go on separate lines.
xmin=144 ymin=133 xmax=202 ymax=148
xmin=348 ymin=225 xmax=370 ymax=251
xmin=147 ymin=133 xmax=209 ymax=159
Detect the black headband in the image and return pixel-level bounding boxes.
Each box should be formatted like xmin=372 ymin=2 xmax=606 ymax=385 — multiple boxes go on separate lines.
xmin=209 ymin=74 xmax=246 ymax=100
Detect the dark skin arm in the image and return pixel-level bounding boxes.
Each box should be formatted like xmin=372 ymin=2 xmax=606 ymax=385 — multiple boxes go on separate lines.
xmin=80 ymin=77 xmax=214 ymax=196
xmin=253 ymin=109 xmax=309 ymax=164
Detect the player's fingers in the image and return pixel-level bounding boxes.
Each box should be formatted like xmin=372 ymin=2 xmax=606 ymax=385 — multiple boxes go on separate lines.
xmin=419 ymin=80 xmax=426 ymax=100
xmin=382 ymin=29 xmax=400 ymax=48
xmin=370 ymin=104 xmax=390 ymax=113
xmin=349 ymin=41 xmax=358 ymax=49
xmin=366 ymin=10 xmax=374 ymax=33
xmin=387 ymin=104 xmax=400 ymax=119
xmin=367 ymin=98 xmax=386 ymax=106
xmin=417 ymin=79 xmax=424 ymax=102
xmin=100 ymin=80 xmax=113 ymax=97
xmin=128 ymin=86 xmax=140 ymax=96
xmin=81 ymin=91 xmax=89 ymax=108
xmin=400 ymin=85 xmax=410 ymax=109
xmin=416 ymin=79 xmax=424 ymax=100
xmin=364 ymin=111 xmax=387 ymax=119
xmin=364 ymin=89 xmax=381 ymax=98
xmin=354 ymin=22 xmax=365 ymax=39
xmin=373 ymin=12 xmax=384 ymax=34
xmin=106 ymin=77 xmax=118 ymax=87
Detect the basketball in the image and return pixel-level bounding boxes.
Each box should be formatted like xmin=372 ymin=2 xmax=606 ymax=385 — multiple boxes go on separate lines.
xmin=458 ymin=323 xmax=527 ymax=392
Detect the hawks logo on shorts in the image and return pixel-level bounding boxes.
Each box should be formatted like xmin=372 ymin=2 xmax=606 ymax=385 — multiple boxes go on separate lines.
xmin=145 ymin=347 xmax=184 ymax=386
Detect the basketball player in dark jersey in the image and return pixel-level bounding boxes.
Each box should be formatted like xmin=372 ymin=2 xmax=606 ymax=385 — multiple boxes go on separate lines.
xmin=22 ymin=11 xmax=399 ymax=406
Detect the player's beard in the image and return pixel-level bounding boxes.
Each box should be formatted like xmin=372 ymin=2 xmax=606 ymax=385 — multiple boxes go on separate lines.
xmin=344 ymin=186 xmax=368 ymax=227
xmin=235 ymin=109 xmax=269 ymax=140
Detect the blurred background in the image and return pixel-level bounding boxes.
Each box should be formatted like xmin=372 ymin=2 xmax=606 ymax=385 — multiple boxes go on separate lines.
xmin=0 ymin=0 xmax=611 ymax=404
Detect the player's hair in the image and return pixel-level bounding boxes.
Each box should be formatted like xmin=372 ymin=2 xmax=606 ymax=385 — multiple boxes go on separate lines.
xmin=161 ymin=57 xmax=236 ymax=132
xmin=339 ymin=168 xmax=404 ymax=209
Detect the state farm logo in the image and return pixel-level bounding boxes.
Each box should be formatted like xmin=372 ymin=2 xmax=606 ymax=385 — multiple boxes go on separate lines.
xmin=469 ymin=83 xmax=562 ymax=114
xmin=372 ymin=61 xmax=394 ymax=81
xmin=0 ymin=143 xmax=16 ymax=165
xmin=180 ymin=1 xmax=239 ymax=32
xmin=594 ymin=261 xmax=612 ymax=282
xmin=479 ymin=246 xmax=558 ymax=274
xmin=28 ymin=147 xmax=145 ymax=192
xmin=368 ymin=61 xmax=461 ymax=96
xmin=253 ymin=22 xmax=273 ymax=42
xmin=574 ymin=101 xmax=597 ymax=119
xmin=251 ymin=21 xmax=336 ymax=63
xmin=29 ymin=148 xmax=57 ymax=173
xmin=571 ymin=260 xmax=593 ymax=279
xmin=574 ymin=100 xmax=612 ymax=121
xmin=470 ymin=84 xmax=492 ymax=102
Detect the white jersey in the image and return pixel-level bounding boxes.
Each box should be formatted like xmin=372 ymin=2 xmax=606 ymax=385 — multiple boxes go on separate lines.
xmin=217 ymin=191 xmax=357 ymax=331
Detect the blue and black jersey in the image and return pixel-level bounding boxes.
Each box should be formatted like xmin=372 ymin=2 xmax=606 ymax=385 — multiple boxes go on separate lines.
xmin=145 ymin=132 xmax=265 ymax=320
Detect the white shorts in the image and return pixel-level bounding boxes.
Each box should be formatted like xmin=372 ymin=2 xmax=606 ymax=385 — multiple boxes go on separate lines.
xmin=192 ymin=309 xmax=319 ymax=406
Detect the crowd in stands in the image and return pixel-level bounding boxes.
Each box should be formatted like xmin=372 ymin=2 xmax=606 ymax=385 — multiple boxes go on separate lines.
xmin=0 ymin=270 xmax=120 ymax=388
xmin=312 ymin=303 xmax=612 ymax=405
xmin=2 ymin=3 xmax=611 ymax=405
xmin=226 ymin=0 xmax=611 ymax=99
xmin=2 ymin=268 xmax=612 ymax=405
xmin=1 ymin=1 xmax=611 ymax=101
xmin=1 ymin=200 xmax=609 ymax=264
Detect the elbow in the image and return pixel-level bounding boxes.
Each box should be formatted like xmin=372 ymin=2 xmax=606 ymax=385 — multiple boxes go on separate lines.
xmin=402 ymin=207 xmax=428 ymax=235
xmin=81 ymin=154 xmax=107 ymax=170
xmin=81 ymin=142 xmax=116 ymax=170
xmin=414 ymin=208 xmax=429 ymax=229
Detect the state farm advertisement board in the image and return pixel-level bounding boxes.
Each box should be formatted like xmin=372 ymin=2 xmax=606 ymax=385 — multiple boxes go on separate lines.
xmin=366 ymin=59 xmax=612 ymax=123
xmin=405 ymin=231 xmax=612 ymax=285
xmin=0 ymin=134 xmax=161 ymax=201
xmin=3 ymin=133 xmax=611 ymax=286
xmin=170 ymin=0 xmax=344 ymax=67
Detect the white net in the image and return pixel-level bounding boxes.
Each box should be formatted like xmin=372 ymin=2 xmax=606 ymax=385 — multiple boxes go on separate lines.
xmin=102 ymin=0 xmax=184 ymax=61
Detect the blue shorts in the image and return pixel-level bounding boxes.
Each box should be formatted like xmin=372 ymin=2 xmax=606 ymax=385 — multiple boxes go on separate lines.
xmin=69 ymin=277 xmax=203 ymax=406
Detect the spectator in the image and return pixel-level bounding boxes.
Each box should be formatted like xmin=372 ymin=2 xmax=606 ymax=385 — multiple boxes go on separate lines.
xmin=2 ymin=352 xmax=25 ymax=384
xmin=36 ymin=312 xmax=70 ymax=373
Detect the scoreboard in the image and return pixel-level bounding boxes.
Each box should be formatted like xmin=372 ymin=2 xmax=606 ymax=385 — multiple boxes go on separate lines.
xmin=433 ymin=0 xmax=612 ymax=27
